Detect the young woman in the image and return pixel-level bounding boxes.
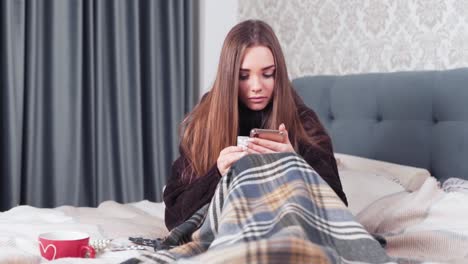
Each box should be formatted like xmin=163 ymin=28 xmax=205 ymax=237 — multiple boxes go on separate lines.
xmin=163 ymin=20 xmax=347 ymax=230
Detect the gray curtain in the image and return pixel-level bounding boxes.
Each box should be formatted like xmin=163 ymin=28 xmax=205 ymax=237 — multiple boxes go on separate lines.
xmin=0 ymin=0 xmax=198 ymax=211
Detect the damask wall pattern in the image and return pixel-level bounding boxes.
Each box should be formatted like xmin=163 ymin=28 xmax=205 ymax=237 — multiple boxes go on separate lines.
xmin=238 ymin=0 xmax=468 ymax=78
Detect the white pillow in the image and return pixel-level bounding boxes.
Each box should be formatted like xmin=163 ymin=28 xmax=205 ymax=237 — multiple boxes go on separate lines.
xmin=335 ymin=153 xmax=431 ymax=215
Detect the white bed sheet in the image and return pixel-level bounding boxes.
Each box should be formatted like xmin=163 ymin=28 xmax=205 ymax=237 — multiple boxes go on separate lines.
xmin=0 ymin=200 xmax=168 ymax=264
xmin=357 ymin=177 xmax=468 ymax=263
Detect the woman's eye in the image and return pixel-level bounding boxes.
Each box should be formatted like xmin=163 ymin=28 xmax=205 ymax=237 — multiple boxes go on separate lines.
xmin=239 ymin=75 xmax=249 ymax=80
xmin=263 ymin=72 xmax=274 ymax=78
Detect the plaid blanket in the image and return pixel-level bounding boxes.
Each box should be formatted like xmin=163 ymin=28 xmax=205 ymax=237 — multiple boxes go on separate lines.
xmin=125 ymin=153 xmax=397 ymax=263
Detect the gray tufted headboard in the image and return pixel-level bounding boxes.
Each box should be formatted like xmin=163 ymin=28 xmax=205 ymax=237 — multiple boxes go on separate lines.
xmin=293 ymin=68 xmax=468 ymax=182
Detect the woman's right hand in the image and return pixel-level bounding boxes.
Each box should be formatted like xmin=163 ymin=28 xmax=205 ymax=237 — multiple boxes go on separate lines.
xmin=217 ymin=146 xmax=248 ymax=176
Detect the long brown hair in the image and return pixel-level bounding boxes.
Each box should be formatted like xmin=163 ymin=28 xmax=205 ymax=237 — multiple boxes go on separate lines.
xmin=180 ymin=20 xmax=313 ymax=182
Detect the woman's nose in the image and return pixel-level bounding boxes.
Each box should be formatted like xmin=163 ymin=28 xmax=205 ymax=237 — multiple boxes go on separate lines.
xmin=250 ymin=76 xmax=262 ymax=92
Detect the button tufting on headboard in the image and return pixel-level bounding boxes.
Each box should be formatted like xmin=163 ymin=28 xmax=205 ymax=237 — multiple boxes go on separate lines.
xmin=293 ymin=68 xmax=468 ymax=182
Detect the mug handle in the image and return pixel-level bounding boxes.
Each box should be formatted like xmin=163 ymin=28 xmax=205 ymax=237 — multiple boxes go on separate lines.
xmin=80 ymin=245 xmax=96 ymax=258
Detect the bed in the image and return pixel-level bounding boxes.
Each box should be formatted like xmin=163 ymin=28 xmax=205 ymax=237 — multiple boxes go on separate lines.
xmin=1 ymin=67 xmax=468 ymax=263
xmin=294 ymin=67 xmax=468 ymax=262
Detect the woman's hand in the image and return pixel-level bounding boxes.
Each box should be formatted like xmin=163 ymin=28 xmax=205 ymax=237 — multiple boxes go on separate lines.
xmin=217 ymin=146 xmax=249 ymax=176
xmin=248 ymin=124 xmax=295 ymax=154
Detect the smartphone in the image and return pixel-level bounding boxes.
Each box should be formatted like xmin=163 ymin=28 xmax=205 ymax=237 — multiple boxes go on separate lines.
xmin=249 ymin=128 xmax=285 ymax=142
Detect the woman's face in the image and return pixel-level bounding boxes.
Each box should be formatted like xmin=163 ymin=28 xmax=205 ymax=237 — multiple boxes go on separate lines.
xmin=238 ymin=45 xmax=275 ymax=111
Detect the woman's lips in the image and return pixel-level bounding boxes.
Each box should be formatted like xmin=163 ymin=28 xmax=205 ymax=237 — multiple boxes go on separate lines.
xmin=249 ymin=97 xmax=267 ymax=103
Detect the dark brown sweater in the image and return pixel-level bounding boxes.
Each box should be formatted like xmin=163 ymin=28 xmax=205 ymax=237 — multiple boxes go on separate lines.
xmin=163 ymin=102 xmax=347 ymax=230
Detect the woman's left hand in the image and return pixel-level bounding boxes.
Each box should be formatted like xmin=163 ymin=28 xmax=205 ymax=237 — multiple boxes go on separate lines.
xmin=247 ymin=124 xmax=295 ymax=154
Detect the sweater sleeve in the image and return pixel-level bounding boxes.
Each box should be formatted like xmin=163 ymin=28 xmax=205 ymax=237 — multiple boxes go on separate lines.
xmin=297 ymin=104 xmax=348 ymax=206
xmin=163 ymin=155 xmax=221 ymax=230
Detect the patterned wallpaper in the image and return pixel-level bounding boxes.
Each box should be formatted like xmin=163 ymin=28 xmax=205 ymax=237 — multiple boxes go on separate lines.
xmin=238 ymin=0 xmax=468 ymax=78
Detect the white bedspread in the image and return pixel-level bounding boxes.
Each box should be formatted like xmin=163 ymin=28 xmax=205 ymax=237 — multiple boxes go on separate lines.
xmin=0 ymin=200 xmax=168 ymax=264
xmin=3 ymin=177 xmax=468 ymax=264
xmin=357 ymin=177 xmax=468 ymax=263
